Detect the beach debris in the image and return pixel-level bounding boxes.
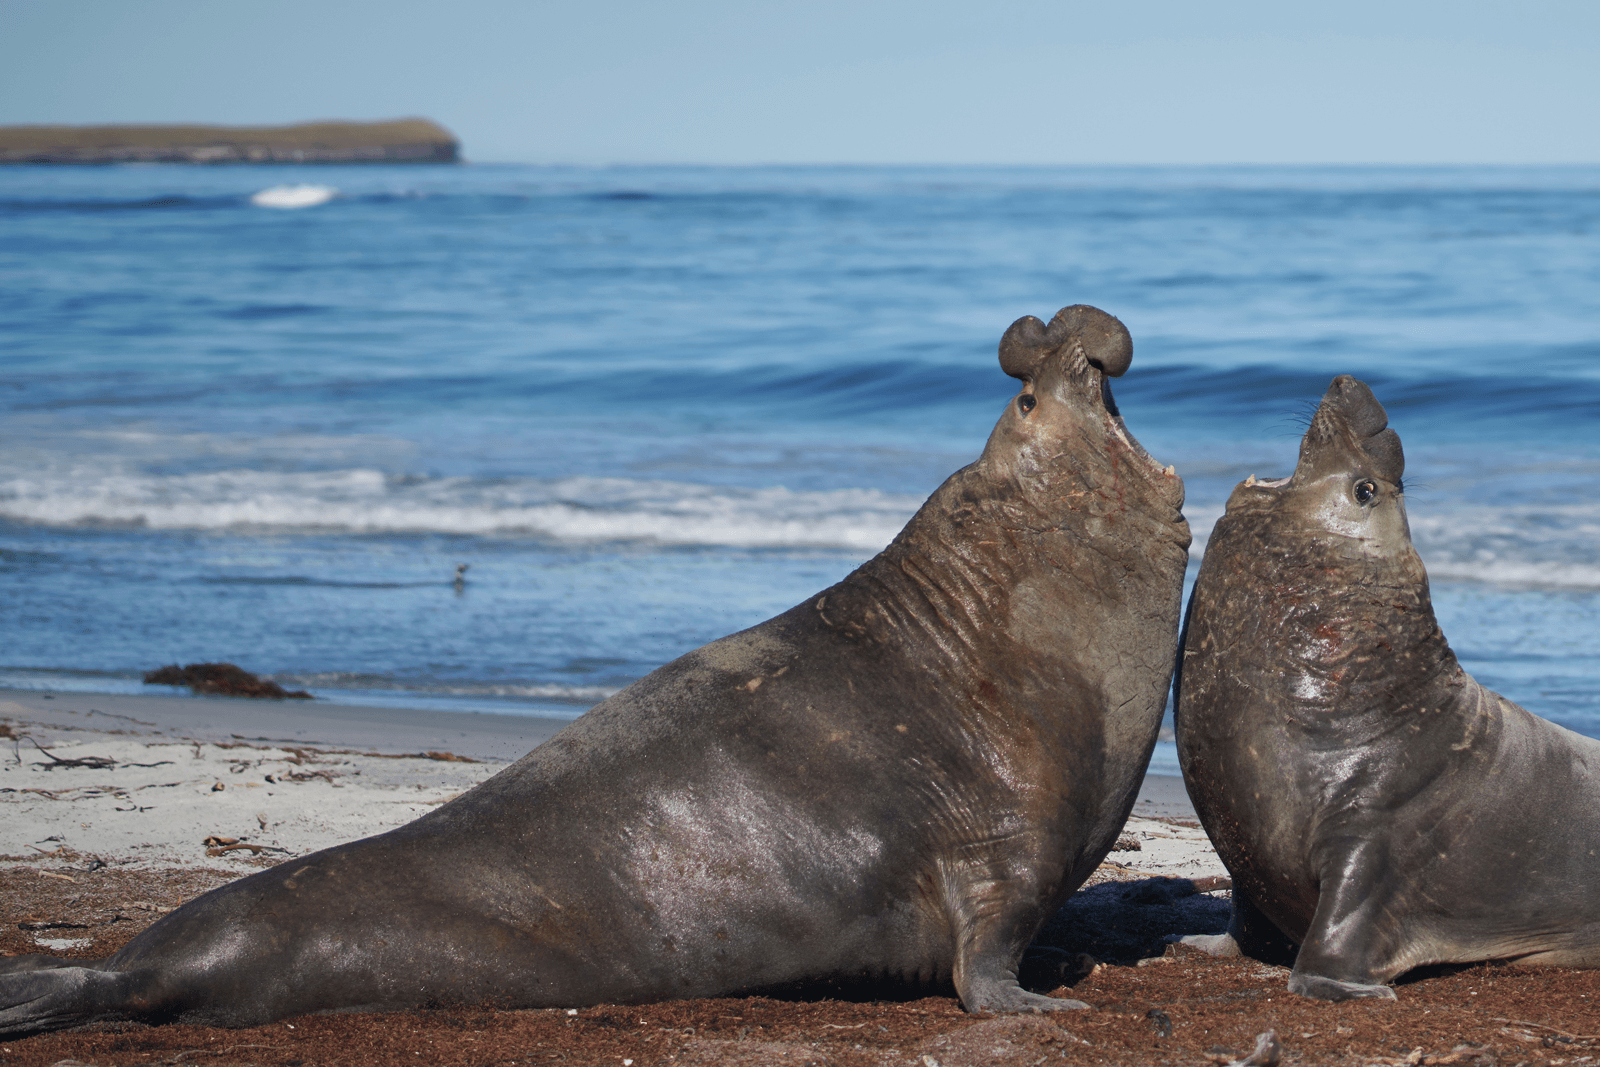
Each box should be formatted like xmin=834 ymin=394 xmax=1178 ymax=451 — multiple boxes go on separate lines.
xmin=1236 ymin=1030 xmax=1283 ymax=1066
xmin=143 ymin=662 xmax=312 ymax=699
xmin=211 ymin=782 xmax=225 ymax=792
xmin=1146 ymin=1008 xmax=1174 ymax=1038
xmin=1190 ymin=875 xmax=1233 ymax=892
xmin=281 ymin=769 xmax=339 ymax=784
xmin=85 ymin=707 xmax=158 ymax=726
xmin=351 ymin=749 xmax=480 ymax=763
xmin=1112 ymin=834 xmax=1143 ymax=851
xmin=1495 ymin=1016 xmax=1600 ymax=1041
xmin=19 ymin=919 xmax=89 ymax=931
xmin=203 ymin=835 xmax=289 ymax=857
xmin=16 ymin=736 xmax=175 ymax=772
xmin=221 ymin=735 xmax=480 ymax=764
xmin=1360 ymin=1043 xmax=1499 ymax=1066
xmin=22 ymin=737 xmax=118 ymax=770
xmin=1208 ymin=1032 xmax=1286 ymax=1065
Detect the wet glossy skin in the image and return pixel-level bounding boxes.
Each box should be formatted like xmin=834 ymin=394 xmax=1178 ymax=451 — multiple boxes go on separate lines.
xmin=1177 ymin=375 xmax=1600 ymax=1002
xmin=1 ymin=306 xmax=1189 ymax=1036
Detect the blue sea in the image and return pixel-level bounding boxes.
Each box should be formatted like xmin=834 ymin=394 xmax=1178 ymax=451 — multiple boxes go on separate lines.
xmin=2 ymin=164 xmax=1597 ymax=775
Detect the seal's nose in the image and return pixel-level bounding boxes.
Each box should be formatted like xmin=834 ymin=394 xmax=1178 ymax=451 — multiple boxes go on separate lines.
xmin=998 ymin=305 xmax=1132 ymax=381
xmin=1069 ymin=306 xmax=1133 ymax=378
xmin=1327 ymin=375 xmax=1388 ymax=437
xmin=1322 ymin=375 xmax=1405 ymax=483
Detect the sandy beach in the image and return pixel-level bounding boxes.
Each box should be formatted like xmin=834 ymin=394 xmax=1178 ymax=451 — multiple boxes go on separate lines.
xmin=8 ymin=688 xmax=1599 ymax=1065
xmin=0 ymin=686 xmax=1217 ymax=881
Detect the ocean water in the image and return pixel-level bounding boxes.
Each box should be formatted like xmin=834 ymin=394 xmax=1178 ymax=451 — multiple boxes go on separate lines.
xmin=2 ymin=164 xmax=1597 ymax=774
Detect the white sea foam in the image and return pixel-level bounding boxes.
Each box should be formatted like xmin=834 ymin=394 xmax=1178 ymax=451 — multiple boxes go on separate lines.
xmin=1181 ymin=501 xmax=1600 ymax=589
xmin=250 ymin=184 xmax=338 ymax=209
xmin=0 ymin=466 xmax=918 ymax=551
xmin=274 ymin=674 xmax=622 ymax=703
xmin=1409 ymin=506 xmax=1600 ymax=589
xmin=1422 ymin=559 xmax=1600 ymax=589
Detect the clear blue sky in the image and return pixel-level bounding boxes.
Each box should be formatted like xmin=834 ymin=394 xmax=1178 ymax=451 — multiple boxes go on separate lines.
xmin=3 ymin=0 xmax=1596 ymax=164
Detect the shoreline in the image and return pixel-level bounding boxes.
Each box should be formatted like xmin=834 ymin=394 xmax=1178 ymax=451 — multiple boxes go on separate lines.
xmin=0 ymin=686 xmax=567 ymax=763
xmin=0 ymin=686 xmax=1197 ymax=817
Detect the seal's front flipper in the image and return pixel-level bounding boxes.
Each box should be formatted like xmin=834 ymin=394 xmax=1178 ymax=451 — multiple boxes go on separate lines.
xmin=1285 ymin=853 xmax=1404 ymax=1003
xmin=1286 ymin=972 xmax=1396 ymax=1002
xmin=960 ymin=972 xmax=1090 ymax=1013
xmin=955 ymin=932 xmax=1091 ymax=1012
xmin=943 ymin=869 xmax=1091 ymax=1014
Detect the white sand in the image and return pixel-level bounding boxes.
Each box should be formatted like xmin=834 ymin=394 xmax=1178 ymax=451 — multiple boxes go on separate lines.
xmin=1 ymin=724 xmax=501 ymax=871
xmin=1 ymin=688 xmax=1224 ymax=882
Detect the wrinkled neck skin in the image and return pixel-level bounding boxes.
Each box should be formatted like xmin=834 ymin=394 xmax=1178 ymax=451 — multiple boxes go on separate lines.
xmin=833 ymin=375 xmax=1189 ymax=719
xmin=1205 ymin=483 xmax=1461 ymax=751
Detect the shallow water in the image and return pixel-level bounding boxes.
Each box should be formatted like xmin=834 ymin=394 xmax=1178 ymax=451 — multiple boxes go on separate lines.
xmin=2 ymin=163 xmax=1597 ymax=767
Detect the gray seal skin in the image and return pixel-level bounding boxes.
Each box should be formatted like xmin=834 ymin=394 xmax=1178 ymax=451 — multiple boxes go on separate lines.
xmin=1176 ymin=374 xmax=1600 ymax=1003
xmin=0 ymin=305 xmax=1189 ymax=1036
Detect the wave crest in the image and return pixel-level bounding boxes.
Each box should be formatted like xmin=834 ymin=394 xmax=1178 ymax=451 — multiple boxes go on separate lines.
xmin=0 ymin=467 xmax=918 ymax=551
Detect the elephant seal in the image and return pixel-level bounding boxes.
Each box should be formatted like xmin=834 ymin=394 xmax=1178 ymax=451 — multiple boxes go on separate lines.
xmin=0 ymin=305 xmax=1189 ymax=1036
xmin=1176 ymin=375 xmax=1600 ymax=1002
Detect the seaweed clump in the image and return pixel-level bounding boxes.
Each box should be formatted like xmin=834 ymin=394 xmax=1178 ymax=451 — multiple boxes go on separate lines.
xmin=143 ymin=662 xmax=312 ymax=699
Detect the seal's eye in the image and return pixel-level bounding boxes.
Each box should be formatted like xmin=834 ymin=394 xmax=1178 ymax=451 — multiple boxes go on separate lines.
xmin=1017 ymin=394 xmax=1036 ymax=415
xmin=1354 ymin=479 xmax=1378 ymax=505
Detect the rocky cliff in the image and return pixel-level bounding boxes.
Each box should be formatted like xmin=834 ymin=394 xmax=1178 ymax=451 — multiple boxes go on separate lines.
xmin=0 ymin=118 xmax=459 ymax=165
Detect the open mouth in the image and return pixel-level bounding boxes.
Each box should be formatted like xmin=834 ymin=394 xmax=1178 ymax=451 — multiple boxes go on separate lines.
xmin=1096 ymin=373 xmax=1177 ymax=481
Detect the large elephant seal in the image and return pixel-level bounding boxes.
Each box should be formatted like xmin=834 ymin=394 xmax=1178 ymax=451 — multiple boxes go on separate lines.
xmin=1176 ymin=375 xmax=1600 ymax=1002
xmin=0 ymin=306 xmax=1189 ymax=1036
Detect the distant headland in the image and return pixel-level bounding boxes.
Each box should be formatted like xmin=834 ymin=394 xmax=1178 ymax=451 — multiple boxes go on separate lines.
xmin=0 ymin=118 xmax=459 ymax=165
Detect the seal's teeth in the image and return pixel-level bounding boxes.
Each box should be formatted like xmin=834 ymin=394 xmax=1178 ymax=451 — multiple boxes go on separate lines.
xmin=1163 ymin=464 xmax=1176 ymax=477
xmin=1245 ymin=473 xmax=1258 ymax=486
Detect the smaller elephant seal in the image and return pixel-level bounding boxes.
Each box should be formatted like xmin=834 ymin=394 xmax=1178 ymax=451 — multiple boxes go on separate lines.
xmin=0 ymin=306 xmax=1189 ymax=1037
xmin=1176 ymin=375 xmax=1600 ymax=1002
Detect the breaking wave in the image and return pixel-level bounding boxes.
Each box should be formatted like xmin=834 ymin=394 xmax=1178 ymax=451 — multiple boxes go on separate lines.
xmin=0 ymin=467 xmax=918 ymax=551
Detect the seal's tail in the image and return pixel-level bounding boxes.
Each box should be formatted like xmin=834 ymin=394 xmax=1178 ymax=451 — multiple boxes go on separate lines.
xmin=0 ymin=963 xmax=134 ymax=1037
